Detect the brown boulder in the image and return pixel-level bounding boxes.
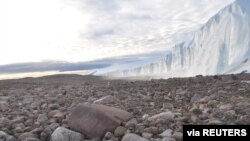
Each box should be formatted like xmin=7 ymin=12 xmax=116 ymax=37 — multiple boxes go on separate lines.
xmin=68 ymin=103 xmax=133 ymax=138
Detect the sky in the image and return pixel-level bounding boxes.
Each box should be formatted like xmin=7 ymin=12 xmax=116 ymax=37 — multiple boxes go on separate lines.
xmin=0 ymin=0 xmax=235 ymax=66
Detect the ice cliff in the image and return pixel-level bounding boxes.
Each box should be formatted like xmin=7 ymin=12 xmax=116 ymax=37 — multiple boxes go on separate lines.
xmin=101 ymin=0 xmax=250 ymax=77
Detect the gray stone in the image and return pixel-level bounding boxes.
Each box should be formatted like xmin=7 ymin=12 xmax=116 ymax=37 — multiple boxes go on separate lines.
xmin=0 ymin=96 xmax=10 ymax=102
xmin=22 ymin=96 xmax=34 ymax=105
xmin=0 ymin=131 xmax=17 ymax=141
xmin=0 ymin=117 xmax=11 ymax=128
xmin=172 ymin=132 xmax=182 ymax=141
xmin=121 ymin=133 xmax=148 ymax=141
xmin=49 ymin=123 xmax=60 ymax=130
xmin=12 ymin=117 xmax=25 ymax=124
xmin=144 ymin=127 xmax=158 ymax=135
xmin=0 ymin=101 xmax=9 ymax=112
xmin=219 ymin=104 xmax=233 ymax=111
xmin=52 ymin=111 xmax=64 ymax=119
xmin=198 ymin=96 xmax=210 ymax=103
xmin=51 ymin=127 xmax=84 ymax=141
xmin=25 ymin=138 xmax=40 ymax=141
xmin=236 ymin=102 xmax=250 ymax=109
xmin=208 ymin=119 xmax=222 ymax=125
xmin=12 ymin=123 xmax=25 ymax=129
xmin=162 ymin=137 xmax=176 ymax=141
xmin=83 ymin=138 xmax=101 ymax=141
xmin=40 ymin=132 xmax=48 ymax=141
xmin=104 ymin=132 xmax=113 ymax=139
xmin=142 ymin=132 xmax=153 ymax=139
xmin=135 ymin=124 xmax=145 ymax=134
xmin=37 ymin=114 xmax=48 ymax=123
xmin=189 ymin=107 xmax=202 ymax=115
xmin=148 ymin=112 xmax=174 ymax=125
xmin=48 ymin=110 xmax=60 ymax=117
xmin=31 ymin=102 xmax=41 ymax=109
xmin=159 ymin=129 xmax=172 ymax=137
xmin=13 ymin=127 xmax=24 ymax=133
xmin=125 ymin=118 xmax=137 ymax=129
xmin=48 ymin=104 xmax=59 ymax=110
xmin=190 ymin=94 xmax=202 ymax=103
xmin=142 ymin=114 xmax=149 ymax=121
xmin=150 ymin=138 xmax=161 ymax=141
xmin=17 ymin=132 xmax=37 ymax=141
xmin=175 ymin=89 xmax=187 ymax=95
xmin=114 ymin=126 xmax=127 ymax=137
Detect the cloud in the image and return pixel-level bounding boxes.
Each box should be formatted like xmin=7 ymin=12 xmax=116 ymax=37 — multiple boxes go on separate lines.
xmin=0 ymin=53 xmax=165 ymax=74
xmin=0 ymin=0 xmax=235 ymax=66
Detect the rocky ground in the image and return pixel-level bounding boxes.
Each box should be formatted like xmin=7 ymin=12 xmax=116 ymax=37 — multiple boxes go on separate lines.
xmin=0 ymin=73 xmax=250 ymax=141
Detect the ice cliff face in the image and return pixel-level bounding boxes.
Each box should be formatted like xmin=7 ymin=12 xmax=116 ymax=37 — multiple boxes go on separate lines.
xmin=103 ymin=0 xmax=250 ymax=77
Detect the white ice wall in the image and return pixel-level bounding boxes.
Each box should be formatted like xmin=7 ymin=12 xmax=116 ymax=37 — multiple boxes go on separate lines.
xmin=104 ymin=0 xmax=250 ymax=77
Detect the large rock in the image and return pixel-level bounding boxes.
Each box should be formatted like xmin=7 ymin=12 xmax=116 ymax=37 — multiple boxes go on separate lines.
xmin=51 ymin=127 xmax=84 ymax=141
xmin=68 ymin=104 xmax=132 ymax=138
xmin=121 ymin=133 xmax=148 ymax=141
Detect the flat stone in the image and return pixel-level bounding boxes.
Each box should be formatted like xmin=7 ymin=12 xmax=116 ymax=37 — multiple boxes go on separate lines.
xmin=148 ymin=112 xmax=174 ymax=125
xmin=159 ymin=129 xmax=172 ymax=137
xmin=68 ymin=103 xmax=132 ymax=138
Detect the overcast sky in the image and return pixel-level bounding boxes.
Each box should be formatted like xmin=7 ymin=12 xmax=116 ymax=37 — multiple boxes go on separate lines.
xmin=0 ymin=0 xmax=234 ymax=65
